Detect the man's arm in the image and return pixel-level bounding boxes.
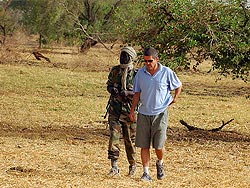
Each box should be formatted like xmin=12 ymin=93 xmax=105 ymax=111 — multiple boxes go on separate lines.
xmin=129 ymin=92 xmax=140 ymax=122
xmin=170 ymin=84 xmax=182 ymax=105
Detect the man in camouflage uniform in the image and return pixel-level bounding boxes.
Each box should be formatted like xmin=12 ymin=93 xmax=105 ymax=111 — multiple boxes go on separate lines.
xmin=106 ymin=46 xmax=137 ymax=177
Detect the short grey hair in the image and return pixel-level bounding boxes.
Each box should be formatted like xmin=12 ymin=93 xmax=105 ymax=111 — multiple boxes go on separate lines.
xmin=143 ymin=47 xmax=158 ymax=58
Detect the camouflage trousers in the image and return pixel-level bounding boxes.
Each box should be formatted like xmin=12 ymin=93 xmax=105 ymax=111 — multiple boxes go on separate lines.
xmin=108 ymin=113 xmax=136 ymax=165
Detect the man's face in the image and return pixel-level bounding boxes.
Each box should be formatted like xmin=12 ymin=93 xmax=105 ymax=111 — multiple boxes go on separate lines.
xmin=144 ymin=56 xmax=158 ymax=71
xmin=120 ymin=51 xmax=131 ymax=64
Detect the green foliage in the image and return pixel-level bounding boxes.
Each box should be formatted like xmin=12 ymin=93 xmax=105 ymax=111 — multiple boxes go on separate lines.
xmin=61 ymin=0 xmax=126 ymax=44
xmin=3 ymin=0 xmax=249 ymax=81
xmin=115 ymin=0 xmax=249 ymax=81
xmin=12 ymin=0 xmax=129 ymax=47
xmin=209 ymin=1 xmax=250 ymax=81
xmin=21 ymin=0 xmax=67 ymax=47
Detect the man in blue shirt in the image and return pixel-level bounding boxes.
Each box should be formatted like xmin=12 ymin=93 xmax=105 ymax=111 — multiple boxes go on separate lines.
xmin=129 ymin=47 xmax=182 ymax=182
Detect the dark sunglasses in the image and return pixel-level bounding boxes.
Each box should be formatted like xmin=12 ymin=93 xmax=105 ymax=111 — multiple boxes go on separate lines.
xmin=144 ymin=60 xmax=153 ymax=63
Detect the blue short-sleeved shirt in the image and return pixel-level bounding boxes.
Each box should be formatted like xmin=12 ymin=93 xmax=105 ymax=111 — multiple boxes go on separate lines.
xmin=133 ymin=63 xmax=182 ymax=115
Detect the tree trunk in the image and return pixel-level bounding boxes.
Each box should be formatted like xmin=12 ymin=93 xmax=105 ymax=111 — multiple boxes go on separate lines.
xmin=0 ymin=25 xmax=6 ymax=45
xmin=38 ymin=33 xmax=42 ymax=49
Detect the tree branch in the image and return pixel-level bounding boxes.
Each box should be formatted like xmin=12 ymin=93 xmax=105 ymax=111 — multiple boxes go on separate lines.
xmin=240 ymin=2 xmax=249 ymax=28
xmin=103 ymin=0 xmax=123 ymax=25
xmin=180 ymin=120 xmax=202 ymax=131
xmin=210 ymin=119 xmax=234 ymax=132
xmin=61 ymin=2 xmax=111 ymax=52
xmin=180 ymin=119 xmax=234 ymax=132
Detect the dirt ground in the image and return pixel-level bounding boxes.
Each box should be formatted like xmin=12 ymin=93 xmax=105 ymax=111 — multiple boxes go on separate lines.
xmin=0 ymin=120 xmax=249 ymax=187
xmin=0 ymin=41 xmax=249 ymax=188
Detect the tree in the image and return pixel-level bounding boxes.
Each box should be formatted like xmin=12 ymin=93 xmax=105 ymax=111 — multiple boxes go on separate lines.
xmin=62 ymin=0 xmax=124 ymax=52
xmin=19 ymin=0 xmax=126 ymax=50
xmin=0 ymin=0 xmax=21 ymax=45
xmin=115 ymin=0 xmax=250 ymax=81
xmin=22 ymin=0 xmax=66 ymax=48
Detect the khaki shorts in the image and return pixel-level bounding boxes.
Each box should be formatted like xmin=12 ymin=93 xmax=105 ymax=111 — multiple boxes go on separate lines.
xmin=135 ymin=109 xmax=168 ymax=149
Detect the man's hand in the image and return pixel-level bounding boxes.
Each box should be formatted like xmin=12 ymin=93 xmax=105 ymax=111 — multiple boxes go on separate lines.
xmin=129 ymin=110 xmax=136 ymax=122
xmin=129 ymin=92 xmax=140 ymax=122
xmin=169 ymin=85 xmax=182 ymax=105
xmin=120 ymin=90 xmax=134 ymax=97
xmin=111 ymin=87 xmax=119 ymax=97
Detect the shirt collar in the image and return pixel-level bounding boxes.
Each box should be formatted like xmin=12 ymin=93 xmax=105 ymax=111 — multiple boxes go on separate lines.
xmin=143 ymin=62 xmax=162 ymax=74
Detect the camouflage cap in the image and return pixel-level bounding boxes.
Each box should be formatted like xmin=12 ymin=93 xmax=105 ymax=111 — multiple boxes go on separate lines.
xmin=121 ymin=46 xmax=137 ymax=61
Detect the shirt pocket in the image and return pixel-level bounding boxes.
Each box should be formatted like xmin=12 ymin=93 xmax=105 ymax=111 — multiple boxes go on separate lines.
xmin=156 ymin=81 xmax=168 ymax=91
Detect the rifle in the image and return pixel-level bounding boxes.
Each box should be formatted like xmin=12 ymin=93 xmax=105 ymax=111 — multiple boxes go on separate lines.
xmin=103 ymin=95 xmax=111 ymax=119
xmin=103 ymin=88 xmax=133 ymax=119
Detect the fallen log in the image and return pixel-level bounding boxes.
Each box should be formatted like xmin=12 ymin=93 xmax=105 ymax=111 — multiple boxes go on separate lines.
xmin=32 ymin=51 xmax=51 ymax=63
xmin=180 ymin=119 xmax=234 ymax=132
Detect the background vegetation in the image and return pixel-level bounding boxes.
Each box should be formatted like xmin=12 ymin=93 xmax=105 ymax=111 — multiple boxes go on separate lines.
xmin=0 ymin=0 xmax=249 ymax=80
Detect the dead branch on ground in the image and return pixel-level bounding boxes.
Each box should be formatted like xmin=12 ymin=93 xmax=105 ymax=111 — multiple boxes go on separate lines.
xmin=180 ymin=119 xmax=234 ymax=132
xmin=32 ymin=51 xmax=51 ymax=63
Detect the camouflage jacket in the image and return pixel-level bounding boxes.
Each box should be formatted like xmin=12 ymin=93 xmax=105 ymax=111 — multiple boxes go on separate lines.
xmin=106 ymin=65 xmax=137 ymax=117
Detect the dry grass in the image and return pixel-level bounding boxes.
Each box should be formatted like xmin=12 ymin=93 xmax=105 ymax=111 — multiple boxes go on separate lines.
xmin=0 ymin=42 xmax=249 ymax=188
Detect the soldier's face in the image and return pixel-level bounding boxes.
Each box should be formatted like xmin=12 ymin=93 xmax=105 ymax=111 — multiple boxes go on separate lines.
xmin=120 ymin=51 xmax=131 ymax=64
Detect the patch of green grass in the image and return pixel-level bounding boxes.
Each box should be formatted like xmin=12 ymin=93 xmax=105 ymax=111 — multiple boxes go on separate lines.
xmin=0 ymin=64 xmax=109 ymax=129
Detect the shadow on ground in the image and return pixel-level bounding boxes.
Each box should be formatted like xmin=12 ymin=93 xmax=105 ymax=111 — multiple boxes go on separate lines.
xmin=1 ymin=121 xmax=249 ymax=144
